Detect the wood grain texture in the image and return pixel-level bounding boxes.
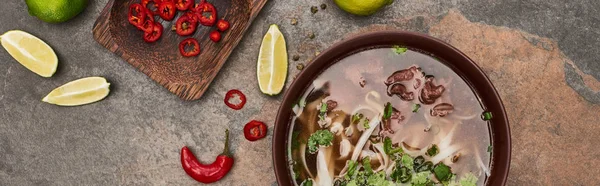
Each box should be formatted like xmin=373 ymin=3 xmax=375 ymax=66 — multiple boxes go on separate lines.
xmin=93 ymin=0 xmax=267 ymax=100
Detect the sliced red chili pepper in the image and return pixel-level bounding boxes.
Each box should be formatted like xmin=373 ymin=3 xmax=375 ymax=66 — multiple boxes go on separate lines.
xmin=184 ymin=11 xmax=199 ymax=23
xmin=243 ymin=120 xmax=267 ymax=141
xmin=175 ymin=0 xmax=194 ymax=11
xmin=143 ymin=22 xmax=163 ymax=43
xmin=128 ymin=3 xmax=146 ymax=26
xmin=175 ymin=15 xmax=197 ymax=36
xmin=141 ymin=0 xmax=160 ymax=15
xmin=181 ymin=130 xmax=234 ymax=183
xmin=209 ymin=30 xmax=221 ymax=42
xmin=216 ymin=20 xmax=230 ymax=32
xmin=158 ymin=1 xmax=176 ymax=21
xmin=137 ymin=19 xmax=154 ymax=33
xmin=224 ymin=89 xmax=245 ymax=110
xmin=179 ymin=38 xmax=201 ymax=57
xmin=193 ymin=1 xmax=217 ymax=26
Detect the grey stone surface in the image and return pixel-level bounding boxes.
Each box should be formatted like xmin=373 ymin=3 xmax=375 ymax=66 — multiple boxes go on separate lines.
xmin=1 ymin=0 xmax=599 ymax=185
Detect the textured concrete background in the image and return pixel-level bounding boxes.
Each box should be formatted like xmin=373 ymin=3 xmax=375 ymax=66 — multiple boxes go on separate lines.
xmin=1 ymin=0 xmax=599 ymax=185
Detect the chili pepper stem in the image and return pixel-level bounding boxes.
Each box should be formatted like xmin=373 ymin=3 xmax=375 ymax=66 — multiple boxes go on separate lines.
xmin=222 ymin=129 xmax=231 ymax=156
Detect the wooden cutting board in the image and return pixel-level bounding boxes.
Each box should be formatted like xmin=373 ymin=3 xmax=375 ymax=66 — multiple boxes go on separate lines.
xmin=93 ymin=0 xmax=267 ymax=100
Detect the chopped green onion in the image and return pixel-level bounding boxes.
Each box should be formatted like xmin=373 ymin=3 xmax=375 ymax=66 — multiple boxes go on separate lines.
xmin=482 ymin=111 xmax=493 ymax=121
xmin=426 ymin=144 xmax=439 ymax=156
xmin=487 ymin=145 xmax=493 ymax=152
xmin=383 ymin=102 xmax=393 ymax=119
xmin=412 ymin=104 xmax=421 ymax=113
xmin=433 ymin=162 xmax=453 ymax=182
xmin=392 ymin=45 xmax=408 ymax=55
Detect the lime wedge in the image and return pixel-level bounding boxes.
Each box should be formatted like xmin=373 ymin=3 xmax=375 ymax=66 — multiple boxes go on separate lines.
xmin=257 ymin=24 xmax=288 ymax=96
xmin=42 ymin=77 xmax=110 ymax=106
xmin=0 ymin=30 xmax=58 ymax=77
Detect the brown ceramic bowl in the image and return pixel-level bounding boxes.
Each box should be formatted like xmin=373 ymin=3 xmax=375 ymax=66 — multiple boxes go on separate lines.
xmin=272 ymin=31 xmax=511 ymax=186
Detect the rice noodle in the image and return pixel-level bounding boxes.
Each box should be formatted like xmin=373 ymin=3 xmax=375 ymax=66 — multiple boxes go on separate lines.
xmin=299 ymin=144 xmax=314 ymax=178
xmin=315 ymin=147 xmax=333 ymax=186
xmin=350 ymin=117 xmax=382 ymax=161
xmin=450 ymin=113 xmax=479 ymax=120
xmin=365 ymin=91 xmax=384 ymax=113
xmin=372 ymin=143 xmax=389 ymax=172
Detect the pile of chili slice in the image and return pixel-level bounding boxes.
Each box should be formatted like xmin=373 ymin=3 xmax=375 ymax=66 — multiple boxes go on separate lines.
xmin=127 ymin=0 xmax=231 ymax=57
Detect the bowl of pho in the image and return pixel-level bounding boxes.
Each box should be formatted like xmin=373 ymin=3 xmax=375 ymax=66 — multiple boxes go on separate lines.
xmin=272 ymin=31 xmax=511 ymax=186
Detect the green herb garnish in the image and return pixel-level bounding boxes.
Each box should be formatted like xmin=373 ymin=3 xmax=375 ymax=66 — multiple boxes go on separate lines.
xmin=345 ymin=160 xmax=358 ymax=179
xmin=433 ymin=162 xmax=453 ymax=182
xmin=426 ymin=144 xmax=439 ymax=156
xmin=487 ymin=145 xmax=493 ymax=152
xmin=300 ymin=178 xmax=313 ymax=186
xmin=390 ymin=165 xmax=412 ymax=183
xmin=383 ymin=102 xmax=393 ymax=119
xmin=416 ymin=161 xmax=433 ymax=172
xmin=383 ymin=137 xmax=403 ymax=155
xmin=411 ymin=172 xmax=433 ymax=186
xmin=482 ymin=111 xmax=493 ymax=121
xmin=307 ymin=130 xmax=333 ymax=154
xmin=412 ymin=103 xmax=421 ymax=113
xmin=362 ymin=157 xmax=373 ymax=175
xmin=459 ymin=173 xmax=478 ymax=186
xmin=352 ymin=113 xmax=363 ymax=123
xmin=320 ymin=102 xmax=328 ymax=113
xmin=401 ymin=154 xmax=414 ymax=171
xmin=392 ymin=45 xmax=408 ymax=55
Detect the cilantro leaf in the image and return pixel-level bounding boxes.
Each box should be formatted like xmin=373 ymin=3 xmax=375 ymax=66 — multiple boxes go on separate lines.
xmin=459 ymin=173 xmax=478 ymax=186
xmin=401 ymin=154 xmax=414 ymax=171
xmin=352 ymin=113 xmax=363 ymax=123
xmin=411 ymin=172 xmax=433 ymax=186
xmin=362 ymin=157 xmax=373 ymax=175
xmin=363 ymin=118 xmax=370 ymax=129
xmin=307 ymin=130 xmax=334 ymax=154
xmin=383 ymin=137 xmax=403 ymax=155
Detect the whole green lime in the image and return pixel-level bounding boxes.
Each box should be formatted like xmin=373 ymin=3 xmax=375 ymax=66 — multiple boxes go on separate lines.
xmin=25 ymin=0 xmax=88 ymax=23
xmin=334 ymin=0 xmax=393 ymax=16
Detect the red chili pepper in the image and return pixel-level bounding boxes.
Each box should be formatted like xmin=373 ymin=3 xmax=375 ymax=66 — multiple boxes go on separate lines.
xmin=141 ymin=0 xmax=160 ymax=15
xmin=158 ymin=1 xmax=176 ymax=21
xmin=193 ymin=1 xmax=217 ymax=26
xmin=143 ymin=22 xmax=163 ymax=43
xmin=181 ymin=130 xmax=234 ymax=184
xmin=179 ymin=38 xmax=201 ymax=57
xmin=128 ymin=3 xmax=146 ymax=26
xmin=224 ymin=89 xmax=246 ymax=110
xmin=175 ymin=0 xmax=194 ymax=11
xmin=244 ymin=120 xmax=267 ymax=141
xmin=209 ymin=30 xmax=221 ymax=42
xmin=175 ymin=15 xmax=197 ymax=36
xmin=183 ymin=11 xmax=199 ymax=23
xmin=216 ymin=20 xmax=230 ymax=32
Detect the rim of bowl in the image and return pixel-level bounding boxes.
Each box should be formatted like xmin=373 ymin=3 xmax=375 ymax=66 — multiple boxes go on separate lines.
xmin=272 ymin=31 xmax=511 ymax=186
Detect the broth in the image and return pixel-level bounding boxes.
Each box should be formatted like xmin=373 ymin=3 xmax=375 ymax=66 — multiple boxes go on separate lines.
xmin=287 ymin=48 xmax=491 ymax=186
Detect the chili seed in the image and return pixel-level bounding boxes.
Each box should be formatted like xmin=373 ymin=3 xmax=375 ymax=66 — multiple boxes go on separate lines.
xmin=292 ymin=55 xmax=300 ymax=61
xmin=311 ymin=6 xmax=318 ymax=14
xmin=296 ymin=63 xmax=305 ymax=70
xmin=320 ymin=4 xmax=327 ymax=9
xmin=171 ymin=25 xmax=176 ymax=31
